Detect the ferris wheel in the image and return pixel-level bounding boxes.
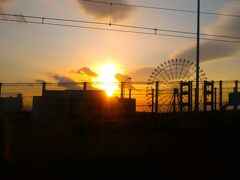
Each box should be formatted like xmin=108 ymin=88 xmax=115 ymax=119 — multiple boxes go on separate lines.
xmin=146 ymin=59 xmax=207 ymax=112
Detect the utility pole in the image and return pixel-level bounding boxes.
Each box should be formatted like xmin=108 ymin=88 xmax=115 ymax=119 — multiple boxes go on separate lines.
xmin=195 ymin=0 xmax=200 ymax=112
xmin=0 ymin=83 xmax=2 ymax=97
xmin=42 ymin=82 xmax=46 ymax=96
xmin=121 ymin=82 xmax=124 ymax=99
xmin=155 ymin=81 xmax=159 ymax=113
xmin=152 ymin=89 xmax=154 ymax=113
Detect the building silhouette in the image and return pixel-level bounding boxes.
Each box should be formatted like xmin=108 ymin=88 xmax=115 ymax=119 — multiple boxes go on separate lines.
xmin=0 ymin=94 xmax=23 ymax=116
xmin=32 ymin=89 xmax=136 ymax=120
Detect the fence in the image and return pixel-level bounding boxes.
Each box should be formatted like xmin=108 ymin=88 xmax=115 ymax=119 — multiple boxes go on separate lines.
xmin=0 ymin=80 xmax=239 ymax=113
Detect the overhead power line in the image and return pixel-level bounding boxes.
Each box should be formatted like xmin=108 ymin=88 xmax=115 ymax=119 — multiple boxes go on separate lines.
xmin=0 ymin=18 xmax=194 ymax=38
xmin=1 ymin=18 xmax=240 ymax=44
xmin=79 ymin=0 xmax=240 ymax=18
xmin=1 ymin=13 xmax=240 ymax=42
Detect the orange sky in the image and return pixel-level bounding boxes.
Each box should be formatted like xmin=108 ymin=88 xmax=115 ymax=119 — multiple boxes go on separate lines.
xmin=0 ymin=0 xmax=239 ymax=83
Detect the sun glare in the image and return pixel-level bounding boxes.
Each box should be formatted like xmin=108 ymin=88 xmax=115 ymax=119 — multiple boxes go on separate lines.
xmin=94 ymin=64 xmax=120 ymax=96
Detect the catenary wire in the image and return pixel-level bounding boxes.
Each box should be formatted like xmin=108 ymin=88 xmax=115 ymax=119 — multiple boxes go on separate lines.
xmin=79 ymin=0 xmax=240 ymax=18
xmin=1 ymin=13 xmax=240 ymax=40
xmin=1 ymin=18 xmax=240 ymax=44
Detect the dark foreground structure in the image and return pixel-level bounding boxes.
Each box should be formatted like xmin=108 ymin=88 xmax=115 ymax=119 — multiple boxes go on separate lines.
xmin=32 ymin=89 xmax=136 ymax=120
xmin=1 ymin=110 xmax=240 ymax=179
xmin=1 ymin=84 xmax=240 ymax=179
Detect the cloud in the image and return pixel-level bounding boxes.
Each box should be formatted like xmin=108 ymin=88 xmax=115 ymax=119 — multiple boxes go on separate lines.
xmin=205 ymin=3 xmax=240 ymax=37
xmin=115 ymin=73 xmax=136 ymax=90
xmin=50 ymin=74 xmax=82 ymax=90
xmin=114 ymin=73 xmax=130 ymax=82
xmin=70 ymin=68 xmax=138 ymax=89
xmin=128 ymin=67 xmax=154 ymax=82
xmin=77 ymin=0 xmax=135 ymax=21
xmin=71 ymin=67 xmax=98 ymax=77
xmin=170 ymin=3 xmax=240 ymax=63
xmin=1 ymin=0 xmax=135 ymax=22
xmin=170 ymin=41 xmax=239 ymax=62
xmin=35 ymin=73 xmax=97 ymax=90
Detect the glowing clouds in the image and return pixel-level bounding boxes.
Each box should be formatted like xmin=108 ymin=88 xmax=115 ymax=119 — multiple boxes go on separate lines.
xmin=71 ymin=67 xmax=98 ymax=77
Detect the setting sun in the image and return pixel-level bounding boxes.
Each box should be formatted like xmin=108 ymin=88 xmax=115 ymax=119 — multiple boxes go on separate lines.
xmin=94 ymin=64 xmax=120 ymax=96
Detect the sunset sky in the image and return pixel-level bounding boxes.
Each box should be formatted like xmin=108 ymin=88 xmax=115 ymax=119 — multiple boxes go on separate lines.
xmin=0 ymin=0 xmax=239 ymax=83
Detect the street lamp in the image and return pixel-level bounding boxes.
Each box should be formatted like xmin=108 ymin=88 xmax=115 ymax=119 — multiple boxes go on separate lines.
xmin=121 ymin=77 xmax=131 ymax=99
xmin=125 ymin=77 xmax=132 ymax=99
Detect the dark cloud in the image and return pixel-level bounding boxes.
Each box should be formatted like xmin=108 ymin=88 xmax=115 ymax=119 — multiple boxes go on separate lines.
xmin=170 ymin=3 xmax=240 ymax=63
xmin=50 ymin=74 xmax=82 ymax=90
xmin=77 ymin=0 xmax=135 ymax=21
xmin=115 ymin=73 xmax=136 ymax=90
xmin=72 ymin=67 xmax=98 ymax=77
xmin=115 ymin=73 xmax=131 ymax=82
xmin=49 ymin=74 xmax=97 ymax=90
xmin=170 ymin=41 xmax=239 ymax=63
xmin=206 ymin=3 xmax=240 ymax=37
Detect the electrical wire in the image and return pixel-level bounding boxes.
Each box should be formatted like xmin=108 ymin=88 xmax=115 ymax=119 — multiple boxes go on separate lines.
xmin=79 ymin=0 xmax=240 ymax=18
xmin=1 ymin=13 xmax=239 ymax=40
xmin=0 ymin=15 xmax=240 ymax=44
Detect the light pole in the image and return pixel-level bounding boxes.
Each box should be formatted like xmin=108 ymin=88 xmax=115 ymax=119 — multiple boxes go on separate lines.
xmin=124 ymin=77 xmax=131 ymax=98
xmin=121 ymin=77 xmax=131 ymax=99
xmin=195 ymin=0 xmax=200 ymax=112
